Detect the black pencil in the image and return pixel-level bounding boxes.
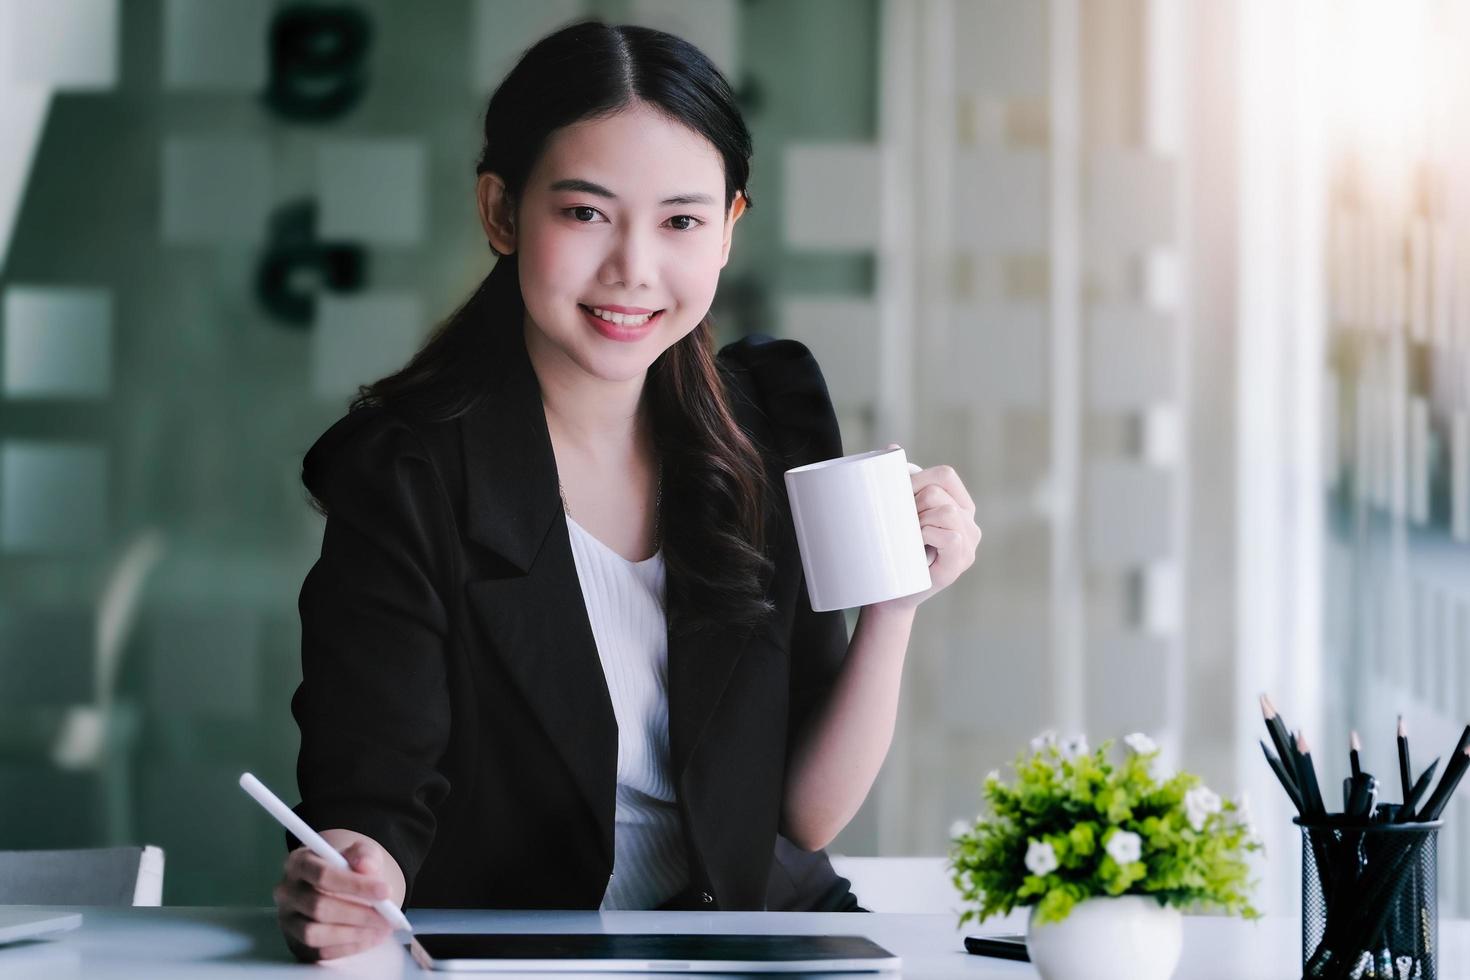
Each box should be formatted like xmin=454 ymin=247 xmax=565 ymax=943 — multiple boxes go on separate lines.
xmin=1259 ymin=694 xmax=1301 ymax=794
xmin=1295 ymin=731 xmax=1327 ymax=818
xmin=1397 ymin=715 xmax=1413 ymax=806
xmin=1345 ymin=773 xmax=1368 ymax=817
xmin=1452 ymin=723 xmax=1470 ymax=761
xmin=1349 ymin=730 xmax=1362 ymax=778
xmin=1397 ymin=757 xmax=1440 ymax=822
xmin=1419 ymin=745 xmax=1470 ymax=822
xmin=1260 ymin=740 xmax=1304 ymax=814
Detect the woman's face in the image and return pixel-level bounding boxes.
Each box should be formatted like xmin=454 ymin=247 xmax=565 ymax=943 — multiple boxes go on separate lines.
xmin=481 ymin=101 xmax=746 ymax=384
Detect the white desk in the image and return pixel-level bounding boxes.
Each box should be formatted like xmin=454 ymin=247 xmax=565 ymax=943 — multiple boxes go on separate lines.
xmin=1 ymin=905 xmax=1467 ymax=978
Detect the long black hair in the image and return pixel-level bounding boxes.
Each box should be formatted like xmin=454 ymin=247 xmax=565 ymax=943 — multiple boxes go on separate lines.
xmin=352 ymin=19 xmax=776 ymax=637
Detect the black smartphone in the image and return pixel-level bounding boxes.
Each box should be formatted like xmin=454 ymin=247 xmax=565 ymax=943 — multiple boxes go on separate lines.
xmin=964 ymin=934 xmax=1029 ymax=962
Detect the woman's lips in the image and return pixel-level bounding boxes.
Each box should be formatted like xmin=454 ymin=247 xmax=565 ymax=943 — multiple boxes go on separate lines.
xmin=579 ymin=304 xmax=663 ymax=342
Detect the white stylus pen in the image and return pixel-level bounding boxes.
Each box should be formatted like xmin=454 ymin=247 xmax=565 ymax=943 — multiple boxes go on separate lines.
xmin=238 ymin=772 xmax=414 ymax=936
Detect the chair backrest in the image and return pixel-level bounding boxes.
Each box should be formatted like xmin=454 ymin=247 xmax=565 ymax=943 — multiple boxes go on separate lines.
xmin=0 ymin=846 xmax=164 ymax=905
xmin=828 ymin=855 xmax=960 ymax=914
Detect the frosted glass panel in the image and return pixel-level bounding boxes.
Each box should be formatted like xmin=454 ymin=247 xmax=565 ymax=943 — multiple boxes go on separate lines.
xmin=943 ymin=303 xmax=1046 ymax=409
xmin=146 ymin=608 xmax=260 ymax=717
xmin=311 ymin=293 xmax=425 ymax=401
xmin=1141 ymin=404 xmax=1181 ymax=467
xmin=0 ymin=609 xmax=92 ymax=706
xmin=778 ymin=296 xmax=879 ymax=411
xmin=1085 ymin=633 xmax=1169 ymax=734
xmin=0 ymin=441 xmax=107 ymax=554
xmin=1086 ymin=305 xmax=1175 ymax=410
xmin=1086 ymin=149 xmax=1176 ymax=254
xmin=140 ymin=764 xmax=255 ymax=900
xmin=1 ymin=0 xmax=118 ymax=89
xmin=782 ymin=143 xmax=881 ymax=249
xmin=940 ymin=608 xmax=1048 ymax=734
xmin=161 ymin=138 xmax=271 ymax=245
xmin=952 ymin=149 xmax=1048 ymax=253
xmin=1409 ymin=396 xmax=1430 ymax=526
xmin=953 ymin=0 xmax=1047 ymax=98
xmin=317 ymin=139 xmax=428 ymax=246
xmin=630 ymin=0 xmax=739 ymax=80
xmin=3 ymin=286 xmax=111 ymax=398
xmin=162 ymin=0 xmax=269 ymax=91
xmin=1085 ymin=461 xmax=1173 ymax=569
xmin=471 ymin=0 xmax=587 ymax=93
xmin=1455 ymin=411 xmax=1469 ymax=542
xmin=1140 ymin=562 xmax=1180 ymax=635
xmin=0 ymin=767 xmax=100 ymax=845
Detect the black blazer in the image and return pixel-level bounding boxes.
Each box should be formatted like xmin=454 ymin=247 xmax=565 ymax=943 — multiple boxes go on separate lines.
xmin=291 ymin=323 xmax=862 ymax=912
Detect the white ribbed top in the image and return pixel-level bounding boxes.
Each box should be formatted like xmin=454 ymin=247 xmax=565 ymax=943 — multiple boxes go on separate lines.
xmin=565 ymin=514 xmax=690 ymax=911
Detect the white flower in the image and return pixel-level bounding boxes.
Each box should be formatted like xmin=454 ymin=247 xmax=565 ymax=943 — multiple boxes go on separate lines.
xmin=949 ymin=818 xmax=971 ymax=839
xmin=1060 ymin=734 xmax=1090 ymax=759
xmin=1029 ymin=730 xmax=1058 ymax=753
xmin=1124 ymin=732 xmax=1158 ymax=755
xmin=1185 ymin=785 xmax=1222 ymax=831
xmin=1234 ymin=793 xmax=1262 ymax=845
xmin=1024 ymin=839 xmax=1059 ymax=876
xmin=1105 ymin=829 xmax=1143 ymax=865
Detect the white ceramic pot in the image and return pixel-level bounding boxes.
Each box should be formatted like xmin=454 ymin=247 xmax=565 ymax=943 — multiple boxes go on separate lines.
xmin=1026 ymin=895 xmax=1183 ymax=980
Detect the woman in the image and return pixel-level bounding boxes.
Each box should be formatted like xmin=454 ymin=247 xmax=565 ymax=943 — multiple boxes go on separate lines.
xmin=274 ymin=19 xmax=980 ymax=961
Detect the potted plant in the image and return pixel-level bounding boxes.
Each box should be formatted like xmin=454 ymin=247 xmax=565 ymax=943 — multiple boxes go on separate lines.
xmin=948 ymin=732 xmax=1262 ymax=980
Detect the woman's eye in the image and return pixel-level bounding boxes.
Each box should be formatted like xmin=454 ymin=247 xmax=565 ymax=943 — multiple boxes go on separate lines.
xmin=563 ymin=207 xmax=701 ymax=230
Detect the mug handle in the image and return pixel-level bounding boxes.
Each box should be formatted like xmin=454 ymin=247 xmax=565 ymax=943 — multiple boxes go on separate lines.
xmin=905 ymin=461 xmax=938 ymax=567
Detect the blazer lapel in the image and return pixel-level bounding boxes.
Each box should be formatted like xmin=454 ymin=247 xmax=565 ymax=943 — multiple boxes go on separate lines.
xmin=458 ymin=326 xmax=617 ymax=866
xmin=666 ymin=627 xmax=752 ymax=787
xmin=453 ymin=323 xmax=776 ymax=883
xmin=668 ymin=369 xmax=789 ymax=788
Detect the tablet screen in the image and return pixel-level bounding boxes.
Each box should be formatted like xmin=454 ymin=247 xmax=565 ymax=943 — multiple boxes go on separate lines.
xmin=414 ymin=933 xmax=895 ymax=963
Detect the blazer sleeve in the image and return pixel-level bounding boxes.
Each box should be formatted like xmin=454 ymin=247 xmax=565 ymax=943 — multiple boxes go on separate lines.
xmin=716 ymin=334 xmax=849 ymax=766
xmin=291 ymin=406 xmax=454 ymax=895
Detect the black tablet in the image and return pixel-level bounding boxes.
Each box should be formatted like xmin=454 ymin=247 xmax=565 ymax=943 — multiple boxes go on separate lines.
xmin=409 ymin=933 xmax=902 ymax=973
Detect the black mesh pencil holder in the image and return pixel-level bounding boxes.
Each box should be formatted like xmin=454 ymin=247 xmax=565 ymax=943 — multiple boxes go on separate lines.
xmin=1297 ymin=818 xmax=1440 ymax=980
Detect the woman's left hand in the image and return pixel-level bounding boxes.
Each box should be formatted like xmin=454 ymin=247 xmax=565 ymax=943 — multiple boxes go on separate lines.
xmin=867 ymin=444 xmax=981 ymax=614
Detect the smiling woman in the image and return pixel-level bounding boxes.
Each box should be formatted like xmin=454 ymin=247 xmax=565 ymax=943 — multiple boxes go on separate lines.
xmin=275 ymin=18 xmax=872 ymax=964
xmin=278 ymin=13 xmax=981 ymax=963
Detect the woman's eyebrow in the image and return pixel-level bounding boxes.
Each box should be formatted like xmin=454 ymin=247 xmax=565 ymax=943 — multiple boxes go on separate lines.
xmin=548 ymin=178 xmax=715 ymax=207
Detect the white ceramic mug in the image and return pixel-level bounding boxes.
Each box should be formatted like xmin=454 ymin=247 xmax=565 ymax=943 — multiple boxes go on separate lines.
xmin=784 ymin=447 xmax=932 ymax=612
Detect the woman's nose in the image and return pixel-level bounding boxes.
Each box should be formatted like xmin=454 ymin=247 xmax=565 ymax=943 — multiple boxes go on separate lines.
xmin=599 ymin=228 xmax=656 ymax=290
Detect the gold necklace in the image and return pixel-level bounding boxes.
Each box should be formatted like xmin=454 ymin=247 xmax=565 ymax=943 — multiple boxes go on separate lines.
xmin=559 ymin=459 xmax=664 ymax=551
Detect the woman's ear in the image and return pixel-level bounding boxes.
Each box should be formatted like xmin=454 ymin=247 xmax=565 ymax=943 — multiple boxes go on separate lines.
xmin=720 ymin=191 xmax=748 ymax=268
xmin=477 ymin=172 xmax=517 ymax=254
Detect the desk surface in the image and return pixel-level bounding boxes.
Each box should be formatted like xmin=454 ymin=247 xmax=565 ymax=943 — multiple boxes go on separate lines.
xmin=1 ymin=905 xmax=1467 ymax=979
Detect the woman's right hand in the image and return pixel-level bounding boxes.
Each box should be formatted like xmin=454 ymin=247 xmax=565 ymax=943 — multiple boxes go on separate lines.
xmin=274 ymin=832 xmax=400 ymax=961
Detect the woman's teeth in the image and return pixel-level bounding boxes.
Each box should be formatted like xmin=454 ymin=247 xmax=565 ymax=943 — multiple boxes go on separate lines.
xmin=585 ymin=306 xmax=655 ymax=327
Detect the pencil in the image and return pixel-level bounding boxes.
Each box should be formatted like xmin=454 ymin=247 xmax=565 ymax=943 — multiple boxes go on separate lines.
xmin=1452 ymin=723 xmax=1470 ymax=761
xmin=1349 ymin=730 xmax=1362 ymax=779
xmin=1397 ymin=757 xmax=1440 ymax=822
xmin=1419 ymin=745 xmax=1470 ymax=822
xmin=1259 ymin=694 xmax=1300 ymax=794
xmin=1397 ymin=715 xmax=1413 ymax=807
xmin=1295 ymin=731 xmax=1327 ymax=819
xmin=1260 ymin=740 xmax=1304 ymax=814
